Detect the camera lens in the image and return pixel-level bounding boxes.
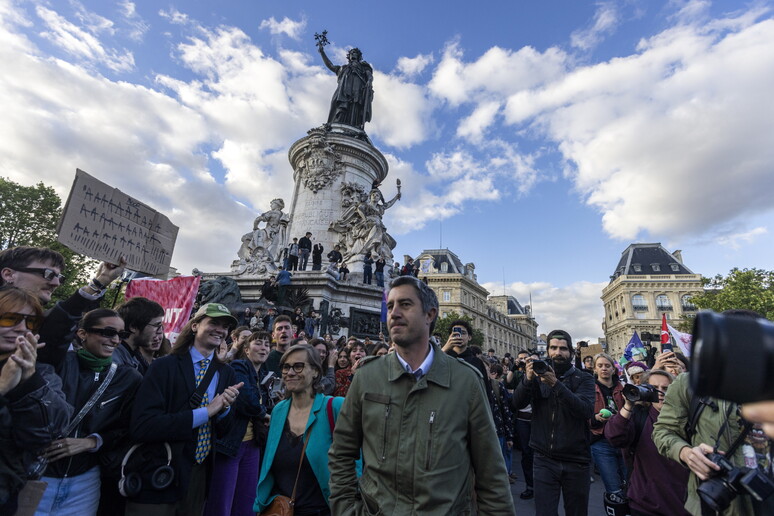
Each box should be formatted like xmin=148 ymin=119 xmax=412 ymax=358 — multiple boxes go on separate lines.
xmin=697 ymin=477 xmax=737 ymax=512
xmin=532 ymin=360 xmax=549 ymax=375
xmin=692 ymin=311 xmax=774 ymax=403
xmin=623 ymin=383 xmax=661 ymax=403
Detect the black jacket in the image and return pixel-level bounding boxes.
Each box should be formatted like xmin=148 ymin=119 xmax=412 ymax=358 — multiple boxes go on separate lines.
xmin=0 ymin=363 xmax=71 ymax=506
xmin=129 ymin=352 xmax=236 ymax=504
xmin=511 ymin=365 xmax=595 ymax=463
xmin=47 ymin=353 xmax=142 ymax=478
xmin=213 ymin=360 xmax=268 ymax=458
xmin=38 ymin=290 xmax=101 ymax=366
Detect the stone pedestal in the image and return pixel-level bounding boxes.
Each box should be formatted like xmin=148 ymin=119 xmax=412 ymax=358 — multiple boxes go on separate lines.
xmin=286 ymin=124 xmax=389 ymax=266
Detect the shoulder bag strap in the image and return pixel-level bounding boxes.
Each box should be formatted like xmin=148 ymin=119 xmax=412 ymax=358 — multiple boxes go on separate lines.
xmin=290 ymin=427 xmax=313 ymax=504
xmin=189 ymin=360 xmax=221 ymax=408
xmin=62 ymin=362 xmax=118 ymax=436
xmin=326 ymin=396 xmax=335 ymax=434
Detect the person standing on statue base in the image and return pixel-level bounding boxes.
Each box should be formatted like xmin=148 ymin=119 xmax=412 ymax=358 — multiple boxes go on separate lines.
xmin=312 ymin=243 xmax=324 ymax=271
xmin=362 ymin=254 xmax=374 ymax=285
xmin=298 ymin=232 xmax=312 ymax=270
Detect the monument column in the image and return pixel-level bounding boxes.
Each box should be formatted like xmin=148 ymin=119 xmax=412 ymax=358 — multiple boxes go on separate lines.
xmin=286 ymin=124 xmax=393 ymax=266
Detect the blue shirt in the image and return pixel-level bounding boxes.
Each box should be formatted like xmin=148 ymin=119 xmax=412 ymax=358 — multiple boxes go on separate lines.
xmin=190 ymin=347 xmax=229 ymax=428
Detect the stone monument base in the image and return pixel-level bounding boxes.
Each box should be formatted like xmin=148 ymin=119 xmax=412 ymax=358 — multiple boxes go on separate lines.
xmin=200 ymin=269 xmax=385 ymax=339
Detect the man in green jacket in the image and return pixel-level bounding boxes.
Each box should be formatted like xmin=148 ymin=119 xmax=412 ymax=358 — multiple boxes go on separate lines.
xmin=328 ymin=276 xmax=515 ymax=515
xmin=652 ymin=372 xmax=755 ymax=515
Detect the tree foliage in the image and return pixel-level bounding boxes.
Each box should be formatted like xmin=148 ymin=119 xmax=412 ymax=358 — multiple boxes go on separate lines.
xmin=0 ymin=177 xmax=98 ymax=304
xmin=434 ymin=311 xmax=485 ymax=348
xmin=690 ymin=268 xmax=774 ymax=320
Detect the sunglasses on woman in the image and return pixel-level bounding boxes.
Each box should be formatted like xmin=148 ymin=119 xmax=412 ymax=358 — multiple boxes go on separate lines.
xmin=85 ymin=327 xmax=132 ymax=340
xmin=0 ymin=312 xmax=44 ymax=332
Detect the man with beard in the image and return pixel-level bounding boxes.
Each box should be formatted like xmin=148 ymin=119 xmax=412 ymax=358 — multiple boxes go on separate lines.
xmin=114 ymin=297 xmax=165 ymax=375
xmin=511 ymin=329 xmax=595 ymax=516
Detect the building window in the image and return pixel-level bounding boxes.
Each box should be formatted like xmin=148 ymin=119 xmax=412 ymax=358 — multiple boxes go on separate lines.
xmin=656 ymin=295 xmax=672 ymax=311
xmin=631 ymin=294 xmax=647 ymax=311
xmin=442 ymin=290 xmax=451 ymax=302
xmin=651 ymin=263 xmax=661 ymax=272
xmin=440 ymin=262 xmax=449 ymax=273
xmin=632 ymin=263 xmax=642 ymax=272
xmin=670 ymin=263 xmax=680 ymax=272
xmin=681 ymin=294 xmax=696 ymax=311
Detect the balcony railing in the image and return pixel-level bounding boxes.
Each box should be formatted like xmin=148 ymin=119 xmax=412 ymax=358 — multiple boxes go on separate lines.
xmin=632 ymin=305 xmax=648 ymax=311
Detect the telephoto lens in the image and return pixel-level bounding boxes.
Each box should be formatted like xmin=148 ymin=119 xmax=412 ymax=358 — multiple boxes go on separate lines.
xmin=623 ymin=383 xmax=661 ymax=403
xmin=691 ymin=311 xmax=774 ymax=403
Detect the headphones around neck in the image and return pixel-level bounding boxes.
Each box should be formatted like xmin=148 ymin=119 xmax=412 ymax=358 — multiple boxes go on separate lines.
xmin=118 ymin=442 xmax=175 ymax=498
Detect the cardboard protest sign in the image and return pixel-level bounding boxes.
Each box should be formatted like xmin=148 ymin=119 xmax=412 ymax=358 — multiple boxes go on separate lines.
xmin=57 ymin=169 xmax=178 ymax=276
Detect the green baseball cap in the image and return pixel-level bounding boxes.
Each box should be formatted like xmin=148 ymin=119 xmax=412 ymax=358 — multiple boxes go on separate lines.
xmin=195 ymin=303 xmax=238 ymax=327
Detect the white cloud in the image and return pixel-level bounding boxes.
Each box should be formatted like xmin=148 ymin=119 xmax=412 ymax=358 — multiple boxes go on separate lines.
xmin=395 ymin=52 xmax=433 ymax=77
xmin=158 ymin=8 xmax=188 ymax=25
xmin=118 ymin=1 xmax=149 ymax=42
xmin=570 ymin=2 xmax=620 ymax=50
xmin=481 ymin=280 xmax=607 ymax=342
xmin=259 ymin=16 xmax=306 ymax=40
xmin=503 ymin=10 xmax=774 ymax=242
xmin=36 ymin=5 xmax=134 ymax=72
xmin=716 ymin=226 xmax=768 ymax=250
xmin=428 ymin=41 xmax=569 ymax=107
xmin=370 ymin=71 xmax=434 ymax=148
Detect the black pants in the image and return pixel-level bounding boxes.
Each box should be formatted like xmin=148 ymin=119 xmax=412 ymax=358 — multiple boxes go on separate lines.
xmin=533 ymin=453 xmax=590 ymax=516
xmin=515 ymin=419 xmax=534 ymax=487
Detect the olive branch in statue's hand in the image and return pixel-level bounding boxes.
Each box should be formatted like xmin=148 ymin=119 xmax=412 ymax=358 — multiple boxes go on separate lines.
xmin=314 ymin=30 xmax=329 ymax=49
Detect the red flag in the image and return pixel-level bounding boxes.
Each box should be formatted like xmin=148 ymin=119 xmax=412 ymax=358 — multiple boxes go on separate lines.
xmin=125 ymin=276 xmax=201 ymax=343
xmin=660 ymin=313 xmax=670 ymax=344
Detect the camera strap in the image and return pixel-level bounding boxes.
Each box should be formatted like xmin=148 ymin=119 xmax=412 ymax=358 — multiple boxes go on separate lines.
xmin=64 ymin=362 xmax=118 ymax=437
xmin=713 ymin=403 xmax=753 ymax=458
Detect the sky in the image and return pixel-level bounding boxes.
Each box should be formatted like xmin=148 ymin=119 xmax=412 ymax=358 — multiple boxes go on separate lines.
xmin=2 ymin=0 xmax=773 ymax=341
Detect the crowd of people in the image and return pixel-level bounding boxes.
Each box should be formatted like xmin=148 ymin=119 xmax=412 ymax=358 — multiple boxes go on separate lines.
xmin=0 ymin=244 xmax=772 ymax=515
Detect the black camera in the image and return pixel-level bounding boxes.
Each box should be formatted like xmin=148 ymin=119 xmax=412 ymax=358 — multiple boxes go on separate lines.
xmin=532 ymin=359 xmax=553 ymax=375
xmin=697 ymin=453 xmax=774 ymax=512
xmin=691 ymin=310 xmax=774 ymax=403
xmin=623 ymin=383 xmax=661 ymax=403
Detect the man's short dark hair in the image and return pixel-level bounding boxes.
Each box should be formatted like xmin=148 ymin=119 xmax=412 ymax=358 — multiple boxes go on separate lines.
xmin=388 ymin=275 xmax=439 ymax=333
xmin=0 ymin=246 xmax=66 ymax=285
xmin=470 ymin=345 xmax=482 ymax=356
xmin=118 ymin=297 xmax=164 ymax=332
xmin=449 ymin=319 xmax=473 ymax=338
xmin=273 ymin=314 xmax=292 ymax=331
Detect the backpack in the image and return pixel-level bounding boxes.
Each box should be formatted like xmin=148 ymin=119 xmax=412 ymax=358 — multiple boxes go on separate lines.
xmin=684 ymin=393 xmax=718 ymax=443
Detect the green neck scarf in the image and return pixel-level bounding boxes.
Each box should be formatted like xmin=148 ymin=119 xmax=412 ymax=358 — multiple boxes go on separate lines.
xmin=76 ymin=348 xmax=113 ymax=373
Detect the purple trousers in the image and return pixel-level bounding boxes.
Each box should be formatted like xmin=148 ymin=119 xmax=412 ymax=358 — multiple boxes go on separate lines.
xmin=204 ymin=440 xmax=261 ymax=516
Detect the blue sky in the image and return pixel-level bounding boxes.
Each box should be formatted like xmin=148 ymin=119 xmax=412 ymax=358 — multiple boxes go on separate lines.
xmin=2 ymin=0 xmax=772 ymax=340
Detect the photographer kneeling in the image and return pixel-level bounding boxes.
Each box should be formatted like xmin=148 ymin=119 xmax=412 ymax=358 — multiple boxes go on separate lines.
xmin=605 ymin=369 xmax=689 ymax=516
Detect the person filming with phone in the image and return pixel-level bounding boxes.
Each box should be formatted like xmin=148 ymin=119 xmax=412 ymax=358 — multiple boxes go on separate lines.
xmin=511 ymin=329 xmax=595 ymax=516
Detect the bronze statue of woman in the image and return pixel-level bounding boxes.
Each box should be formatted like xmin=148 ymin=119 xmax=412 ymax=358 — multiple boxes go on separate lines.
xmin=318 ymin=44 xmax=374 ymax=130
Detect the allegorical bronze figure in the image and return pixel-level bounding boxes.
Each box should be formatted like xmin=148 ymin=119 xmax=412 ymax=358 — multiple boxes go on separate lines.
xmin=316 ymin=31 xmax=373 ymax=130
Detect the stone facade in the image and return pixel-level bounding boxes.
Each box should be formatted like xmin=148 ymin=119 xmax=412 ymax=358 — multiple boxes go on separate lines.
xmin=413 ymin=249 xmax=538 ymax=356
xmin=601 ymin=243 xmax=703 ymax=359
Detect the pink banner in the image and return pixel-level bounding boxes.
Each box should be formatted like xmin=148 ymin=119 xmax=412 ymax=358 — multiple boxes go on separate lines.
xmin=125 ymin=275 xmax=201 ymax=342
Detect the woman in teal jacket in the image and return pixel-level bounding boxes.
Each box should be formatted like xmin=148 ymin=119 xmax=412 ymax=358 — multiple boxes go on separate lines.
xmin=254 ymin=344 xmax=343 ymax=515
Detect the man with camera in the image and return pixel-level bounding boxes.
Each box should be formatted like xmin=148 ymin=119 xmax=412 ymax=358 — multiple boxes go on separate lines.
xmin=511 ymin=329 xmax=595 ymax=516
xmin=652 ymin=310 xmax=774 ymax=515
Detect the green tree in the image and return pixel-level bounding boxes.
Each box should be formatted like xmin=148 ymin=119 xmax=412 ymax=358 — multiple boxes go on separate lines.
xmin=0 ymin=177 xmax=98 ymax=304
xmin=689 ymin=268 xmax=774 ymax=320
xmin=434 ymin=311 xmax=485 ymax=348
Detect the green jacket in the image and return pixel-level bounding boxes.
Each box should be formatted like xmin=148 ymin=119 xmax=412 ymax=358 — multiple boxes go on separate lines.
xmin=651 ymin=373 xmax=753 ymax=516
xmin=328 ymin=345 xmax=515 ymax=516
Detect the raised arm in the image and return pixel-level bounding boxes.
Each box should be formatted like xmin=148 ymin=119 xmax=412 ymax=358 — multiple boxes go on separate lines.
xmin=318 ymin=46 xmax=339 ymax=74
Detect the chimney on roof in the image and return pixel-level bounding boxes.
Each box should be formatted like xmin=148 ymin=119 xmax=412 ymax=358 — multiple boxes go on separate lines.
xmin=673 ymin=249 xmax=683 ymax=264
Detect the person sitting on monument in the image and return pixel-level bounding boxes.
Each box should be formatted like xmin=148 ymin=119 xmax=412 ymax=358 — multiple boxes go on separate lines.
xmin=326 ymin=261 xmax=340 ymax=281
xmin=327 ymin=245 xmax=343 ymax=265
xmin=338 ymin=262 xmax=350 ymax=282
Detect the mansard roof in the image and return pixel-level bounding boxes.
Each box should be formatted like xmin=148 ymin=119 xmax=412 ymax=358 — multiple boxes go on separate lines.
xmin=414 ymin=248 xmax=465 ymax=274
xmin=611 ymin=243 xmax=694 ymax=281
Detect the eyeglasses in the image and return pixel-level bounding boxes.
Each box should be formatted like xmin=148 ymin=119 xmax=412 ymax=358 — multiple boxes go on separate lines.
xmin=146 ymin=321 xmax=164 ymax=331
xmin=281 ymin=362 xmax=307 ymax=374
xmin=85 ymin=327 xmax=132 ymax=340
xmin=0 ymin=312 xmax=44 ymax=331
xmin=13 ymin=267 xmax=66 ymax=282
